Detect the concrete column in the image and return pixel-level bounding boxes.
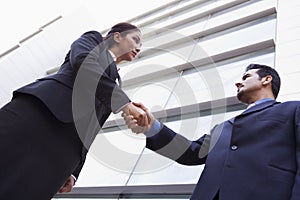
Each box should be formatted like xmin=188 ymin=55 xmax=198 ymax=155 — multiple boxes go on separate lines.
xmin=275 ymin=0 xmax=300 ymax=100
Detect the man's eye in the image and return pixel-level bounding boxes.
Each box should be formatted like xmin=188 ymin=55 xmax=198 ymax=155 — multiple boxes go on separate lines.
xmin=242 ymin=75 xmax=249 ymax=80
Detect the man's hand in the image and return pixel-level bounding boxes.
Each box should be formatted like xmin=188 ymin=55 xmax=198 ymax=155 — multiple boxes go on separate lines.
xmin=122 ymin=102 xmax=150 ymax=126
xmin=58 ymin=176 xmax=75 ymax=193
xmin=122 ymin=102 xmax=155 ymax=133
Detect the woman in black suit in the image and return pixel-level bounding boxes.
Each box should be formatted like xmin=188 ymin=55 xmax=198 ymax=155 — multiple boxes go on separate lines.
xmin=0 ymin=22 xmax=148 ymax=200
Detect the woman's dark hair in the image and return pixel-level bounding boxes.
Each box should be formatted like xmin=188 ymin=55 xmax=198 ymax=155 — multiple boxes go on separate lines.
xmin=246 ymin=64 xmax=281 ymax=99
xmin=105 ymin=22 xmax=140 ymax=48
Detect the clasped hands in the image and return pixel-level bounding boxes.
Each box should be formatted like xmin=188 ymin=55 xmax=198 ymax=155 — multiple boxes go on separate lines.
xmin=122 ymin=102 xmax=154 ymax=133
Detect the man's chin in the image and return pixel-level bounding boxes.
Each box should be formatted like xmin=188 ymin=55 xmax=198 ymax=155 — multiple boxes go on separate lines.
xmin=236 ymin=92 xmax=244 ymax=102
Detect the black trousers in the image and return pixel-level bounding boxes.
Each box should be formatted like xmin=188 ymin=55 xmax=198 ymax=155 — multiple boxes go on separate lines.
xmin=0 ymin=94 xmax=83 ymax=200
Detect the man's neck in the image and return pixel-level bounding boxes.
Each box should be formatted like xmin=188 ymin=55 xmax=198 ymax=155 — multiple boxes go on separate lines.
xmin=248 ymin=97 xmax=274 ymax=105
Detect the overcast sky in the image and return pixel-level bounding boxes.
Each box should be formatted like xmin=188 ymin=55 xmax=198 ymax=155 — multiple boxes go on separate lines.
xmin=0 ymin=0 xmax=174 ymax=53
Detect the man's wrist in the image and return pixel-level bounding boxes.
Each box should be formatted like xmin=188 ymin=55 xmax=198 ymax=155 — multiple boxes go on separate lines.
xmin=144 ymin=119 xmax=161 ymax=137
xmin=71 ymin=174 xmax=77 ymax=185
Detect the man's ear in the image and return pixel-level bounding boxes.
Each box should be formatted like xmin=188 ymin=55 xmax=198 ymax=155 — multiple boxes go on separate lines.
xmin=262 ymin=75 xmax=272 ymax=86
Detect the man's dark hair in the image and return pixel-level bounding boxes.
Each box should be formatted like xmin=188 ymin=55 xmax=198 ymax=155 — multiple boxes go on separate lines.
xmin=105 ymin=22 xmax=140 ymax=48
xmin=246 ymin=64 xmax=281 ymax=99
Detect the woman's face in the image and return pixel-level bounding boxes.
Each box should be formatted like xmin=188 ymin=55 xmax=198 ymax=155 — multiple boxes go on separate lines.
xmin=114 ymin=30 xmax=142 ymax=62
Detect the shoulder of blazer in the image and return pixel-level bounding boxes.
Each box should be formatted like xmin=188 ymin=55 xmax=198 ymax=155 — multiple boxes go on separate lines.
xmin=280 ymin=100 xmax=300 ymax=106
xmin=81 ymin=30 xmax=103 ymax=44
xmin=39 ymin=74 xmax=74 ymax=89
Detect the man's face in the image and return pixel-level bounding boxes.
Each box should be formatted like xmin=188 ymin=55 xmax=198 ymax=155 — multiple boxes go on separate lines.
xmin=235 ymin=69 xmax=263 ymax=104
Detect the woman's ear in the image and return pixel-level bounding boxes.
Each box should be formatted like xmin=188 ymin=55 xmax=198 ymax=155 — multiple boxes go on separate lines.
xmin=113 ymin=32 xmax=121 ymax=44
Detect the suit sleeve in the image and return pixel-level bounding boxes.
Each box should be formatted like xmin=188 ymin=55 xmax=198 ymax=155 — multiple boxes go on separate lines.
xmin=146 ymin=124 xmax=210 ymax=165
xmin=291 ymin=104 xmax=300 ymax=199
xmin=72 ymin=156 xmax=86 ymax=180
xmin=69 ymin=31 xmax=130 ymax=113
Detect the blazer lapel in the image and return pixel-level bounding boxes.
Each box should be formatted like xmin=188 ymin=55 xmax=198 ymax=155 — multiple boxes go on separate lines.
xmin=109 ymin=61 xmax=120 ymax=84
xmin=102 ymin=49 xmax=121 ymax=86
xmin=228 ymin=117 xmax=235 ymax=124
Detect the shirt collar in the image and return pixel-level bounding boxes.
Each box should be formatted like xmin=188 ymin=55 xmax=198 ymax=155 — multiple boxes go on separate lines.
xmin=108 ymin=50 xmax=120 ymax=71
xmin=108 ymin=50 xmax=117 ymax=62
xmin=247 ymin=98 xmax=274 ymax=109
xmin=254 ymin=98 xmax=274 ymax=105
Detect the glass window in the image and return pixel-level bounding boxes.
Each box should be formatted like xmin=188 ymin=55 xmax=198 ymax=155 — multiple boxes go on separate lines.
xmin=165 ymin=51 xmax=275 ymax=108
xmin=53 ymin=199 xmax=117 ymax=200
xmin=76 ymin=129 xmax=146 ymax=187
xmin=205 ymin=0 xmax=276 ymax=29
xmin=216 ymin=51 xmax=275 ymax=98
xmin=105 ymin=73 xmax=180 ymax=122
xmin=141 ymin=0 xmax=276 ymax=50
xmin=192 ymin=19 xmax=276 ymax=59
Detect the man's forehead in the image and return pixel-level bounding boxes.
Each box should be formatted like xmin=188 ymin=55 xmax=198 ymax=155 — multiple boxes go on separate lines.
xmin=243 ymin=68 xmax=259 ymax=76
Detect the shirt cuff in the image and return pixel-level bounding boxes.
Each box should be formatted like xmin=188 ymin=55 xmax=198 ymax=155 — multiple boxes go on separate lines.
xmin=144 ymin=119 xmax=161 ymax=137
xmin=71 ymin=174 xmax=77 ymax=184
xmin=113 ymin=102 xmax=130 ymax=114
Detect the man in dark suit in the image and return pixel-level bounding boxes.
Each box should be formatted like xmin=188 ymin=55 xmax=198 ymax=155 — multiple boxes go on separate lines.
xmin=0 ymin=22 xmax=149 ymax=199
xmin=124 ymin=64 xmax=300 ymax=200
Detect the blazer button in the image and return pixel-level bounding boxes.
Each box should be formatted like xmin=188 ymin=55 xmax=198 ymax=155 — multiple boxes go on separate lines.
xmin=231 ymin=145 xmax=238 ymax=150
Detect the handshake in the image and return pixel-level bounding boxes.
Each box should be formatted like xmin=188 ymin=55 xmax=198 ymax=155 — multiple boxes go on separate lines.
xmin=121 ymin=102 xmax=154 ymax=134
